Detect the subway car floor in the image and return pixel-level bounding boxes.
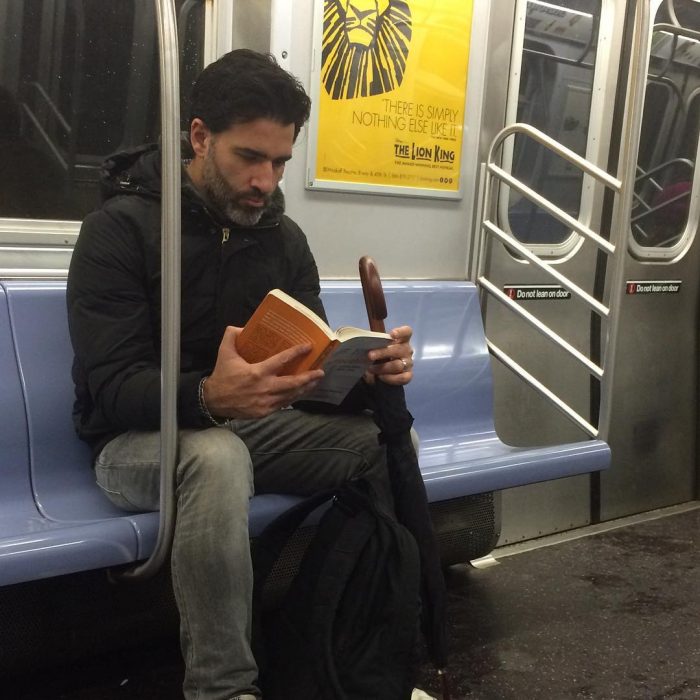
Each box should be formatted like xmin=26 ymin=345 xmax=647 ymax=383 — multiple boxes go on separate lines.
xmin=5 ymin=503 xmax=700 ymax=700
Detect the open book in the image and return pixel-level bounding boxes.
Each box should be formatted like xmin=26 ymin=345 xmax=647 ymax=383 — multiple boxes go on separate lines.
xmin=236 ymin=288 xmax=391 ymax=404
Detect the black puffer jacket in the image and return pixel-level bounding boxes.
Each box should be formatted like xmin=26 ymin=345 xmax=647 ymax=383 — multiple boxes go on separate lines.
xmin=67 ymin=143 xmax=325 ymax=456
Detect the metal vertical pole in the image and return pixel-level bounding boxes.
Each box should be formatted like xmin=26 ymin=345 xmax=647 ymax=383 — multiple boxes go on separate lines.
xmin=117 ymin=0 xmax=181 ymax=581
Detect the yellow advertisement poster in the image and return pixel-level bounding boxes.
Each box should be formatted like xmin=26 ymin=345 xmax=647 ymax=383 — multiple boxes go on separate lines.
xmin=307 ymin=0 xmax=473 ymax=198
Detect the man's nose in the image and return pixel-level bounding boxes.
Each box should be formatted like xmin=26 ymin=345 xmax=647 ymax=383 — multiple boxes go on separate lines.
xmin=250 ymin=160 xmax=278 ymax=194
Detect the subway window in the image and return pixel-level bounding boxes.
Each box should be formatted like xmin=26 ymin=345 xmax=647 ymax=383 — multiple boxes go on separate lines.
xmin=505 ymin=0 xmax=602 ymax=247
xmin=631 ymin=0 xmax=700 ymax=252
xmin=0 ymin=0 xmax=204 ymax=221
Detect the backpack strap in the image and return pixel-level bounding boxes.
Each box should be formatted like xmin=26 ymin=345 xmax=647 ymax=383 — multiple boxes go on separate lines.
xmin=253 ymin=487 xmax=337 ymax=593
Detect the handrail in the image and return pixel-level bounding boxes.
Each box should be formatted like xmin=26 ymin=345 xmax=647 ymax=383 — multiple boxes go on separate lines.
xmin=114 ymin=0 xmax=181 ymax=582
xmin=488 ymin=163 xmax=616 ymax=254
xmin=632 ymin=189 xmax=691 ymax=231
xmin=653 ymin=23 xmax=700 ymax=44
xmin=478 ymin=276 xmax=604 ymax=379
xmin=476 ymin=125 xmax=614 ymax=437
xmin=631 ymin=158 xmax=694 ymax=225
xmin=664 ymin=0 xmax=680 ymax=28
xmin=487 ymin=123 xmax=622 ymax=189
xmin=649 ymin=23 xmax=700 ymax=81
xmin=635 ymin=157 xmax=694 ymax=192
xmin=632 ymin=186 xmax=692 ymax=225
xmin=25 ymin=82 xmax=72 ymax=133
xmin=19 ymin=102 xmax=69 ymax=170
xmin=481 ymin=219 xmax=610 ymax=318
xmin=487 ymin=339 xmax=598 ymax=437
xmin=645 ymin=75 xmax=686 ymax=129
xmin=522 ymin=47 xmax=595 ymax=71
xmin=475 ymin=3 xmax=651 ymax=442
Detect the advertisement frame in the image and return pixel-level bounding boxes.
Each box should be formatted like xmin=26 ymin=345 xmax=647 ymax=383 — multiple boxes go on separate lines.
xmin=305 ymin=0 xmax=473 ymax=200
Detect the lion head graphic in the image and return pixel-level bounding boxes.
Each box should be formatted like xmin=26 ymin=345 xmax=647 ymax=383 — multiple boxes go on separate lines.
xmin=322 ymin=0 xmax=413 ymax=100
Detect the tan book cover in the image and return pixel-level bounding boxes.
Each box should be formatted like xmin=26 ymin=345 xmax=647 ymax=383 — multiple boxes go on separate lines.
xmin=236 ymin=289 xmax=391 ymax=403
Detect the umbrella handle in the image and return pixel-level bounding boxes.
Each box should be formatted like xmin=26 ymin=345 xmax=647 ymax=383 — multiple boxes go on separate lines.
xmin=359 ymin=255 xmax=388 ymax=333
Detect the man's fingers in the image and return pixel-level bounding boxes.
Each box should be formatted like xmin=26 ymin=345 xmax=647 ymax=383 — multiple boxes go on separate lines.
xmin=368 ymin=345 xmax=413 ymax=365
xmin=221 ymin=325 xmax=244 ymax=357
xmin=389 ymin=325 xmax=413 ymax=343
xmin=272 ymin=369 xmax=324 ymax=392
xmin=259 ymin=342 xmax=314 ymax=373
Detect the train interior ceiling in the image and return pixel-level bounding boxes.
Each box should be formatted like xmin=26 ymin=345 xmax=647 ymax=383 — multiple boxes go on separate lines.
xmin=1 ymin=0 xmax=699 ymax=696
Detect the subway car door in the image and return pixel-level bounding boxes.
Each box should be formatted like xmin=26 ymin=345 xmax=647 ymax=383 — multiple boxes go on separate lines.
xmin=475 ymin=0 xmax=699 ymax=543
xmin=601 ymin=0 xmax=700 ymax=520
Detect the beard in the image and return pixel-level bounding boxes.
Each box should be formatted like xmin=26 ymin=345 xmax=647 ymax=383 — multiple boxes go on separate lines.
xmin=201 ymin=150 xmax=271 ymax=226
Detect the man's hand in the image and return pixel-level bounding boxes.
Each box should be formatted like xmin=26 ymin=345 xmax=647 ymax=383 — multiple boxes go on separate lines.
xmin=365 ymin=325 xmax=414 ymax=386
xmin=203 ymin=326 xmax=324 ymax=419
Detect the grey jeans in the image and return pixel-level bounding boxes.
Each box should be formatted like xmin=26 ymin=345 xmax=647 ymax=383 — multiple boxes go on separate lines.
xmin=95 ymin=408 xmax=387 ymax=700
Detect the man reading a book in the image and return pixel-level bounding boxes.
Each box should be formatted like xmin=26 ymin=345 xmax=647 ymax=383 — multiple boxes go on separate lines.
xmin=67 ymin=49 xmax=414 ymax=700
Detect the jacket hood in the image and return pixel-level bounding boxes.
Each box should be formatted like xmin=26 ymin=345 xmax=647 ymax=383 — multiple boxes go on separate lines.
xmin=99 ymin=141 xmax=286 ymax=226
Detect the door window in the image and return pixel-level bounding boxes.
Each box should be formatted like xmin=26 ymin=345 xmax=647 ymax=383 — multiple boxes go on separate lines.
xmin=631 ymin=0 xmax=700 ymax=254
xmin=506 ymin=0 xmax=602 ymax=247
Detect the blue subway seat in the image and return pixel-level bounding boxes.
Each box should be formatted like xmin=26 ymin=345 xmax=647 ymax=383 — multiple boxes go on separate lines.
xmin=0 ymin=280 xmax=610 ymax=586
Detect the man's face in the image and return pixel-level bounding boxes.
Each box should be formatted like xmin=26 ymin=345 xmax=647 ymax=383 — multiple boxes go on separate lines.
xmin=196 ymin=118 xmax=295 ymax=226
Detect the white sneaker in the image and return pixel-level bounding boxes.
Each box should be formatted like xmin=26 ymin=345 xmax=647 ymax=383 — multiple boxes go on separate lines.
xmin=411 ymin=689 xmax=438 ymax=700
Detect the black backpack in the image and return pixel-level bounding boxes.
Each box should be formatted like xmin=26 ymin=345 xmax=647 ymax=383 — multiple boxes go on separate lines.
xmin=252 ymin=479 xmax=421 ymax=700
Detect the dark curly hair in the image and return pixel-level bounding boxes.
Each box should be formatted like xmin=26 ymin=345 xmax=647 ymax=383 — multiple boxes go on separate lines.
xmin=189 ymin=49 xmax=311 ymax=140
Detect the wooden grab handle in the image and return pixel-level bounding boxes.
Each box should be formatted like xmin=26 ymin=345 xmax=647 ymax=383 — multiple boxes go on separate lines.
xmin=359 ymin=255 xmax=388 ymax=334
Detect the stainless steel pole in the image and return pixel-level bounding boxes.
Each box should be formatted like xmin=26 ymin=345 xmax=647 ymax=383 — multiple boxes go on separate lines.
xmin=117 ymin=0 xmax=181 ymax=581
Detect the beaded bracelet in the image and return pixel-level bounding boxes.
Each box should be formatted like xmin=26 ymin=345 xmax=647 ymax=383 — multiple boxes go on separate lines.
xmin=197 ymin=376 xmax=229 ymax=427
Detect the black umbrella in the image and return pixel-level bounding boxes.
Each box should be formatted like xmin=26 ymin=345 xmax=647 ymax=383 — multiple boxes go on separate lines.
xmin=359 ymin=256 xmax=451 ymax=699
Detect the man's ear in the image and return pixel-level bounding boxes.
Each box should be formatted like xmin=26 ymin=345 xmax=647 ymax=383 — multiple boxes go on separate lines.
xmin=190 ymin=118 xmax=211 ymax=158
